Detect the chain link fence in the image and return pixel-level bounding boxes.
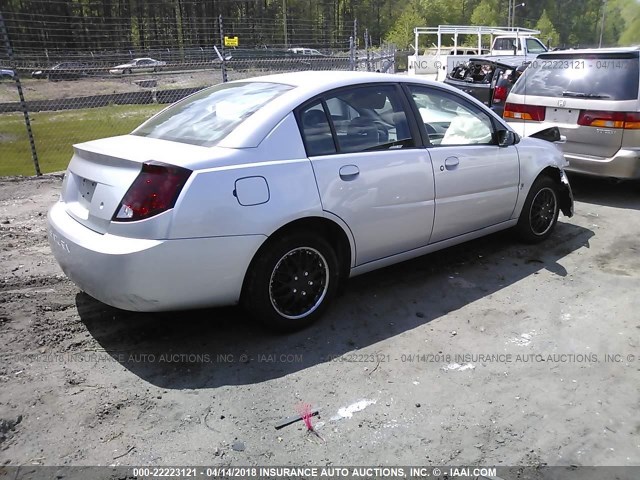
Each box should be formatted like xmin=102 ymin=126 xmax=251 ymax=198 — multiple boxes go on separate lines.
xmin=0 ymin=12 xmax=395 ymax=176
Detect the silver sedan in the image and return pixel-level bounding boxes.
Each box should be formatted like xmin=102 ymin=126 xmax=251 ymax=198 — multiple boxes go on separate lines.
xmin=48 ymin=71 xmax=574 ymax=330
xmin=108 ymin=57 xmax=166 ymax=75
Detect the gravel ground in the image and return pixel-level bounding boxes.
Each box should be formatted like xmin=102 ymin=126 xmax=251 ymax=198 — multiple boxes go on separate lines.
xmin=0 ymin=174 xmax=638 ymax=470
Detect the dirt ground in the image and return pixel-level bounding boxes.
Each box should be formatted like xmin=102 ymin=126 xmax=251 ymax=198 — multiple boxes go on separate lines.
xmin=0 ymin=71 xmax=221 ymax=103
xmin=0 ymin=68 xmax=287 ymax=104
xmin=0 ymin=174 xmax=638 ymax=470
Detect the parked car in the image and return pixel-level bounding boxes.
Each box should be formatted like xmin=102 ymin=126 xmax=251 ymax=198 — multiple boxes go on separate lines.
xmin=445 ymin=56 xmax=529 ymax=117
xmin=504 ymin=47 xmax=640 ymax=179
xmin=287 ymin=47 xmax=324 ymax=56
xmin=0 ymin=67 xmax=15 ymax=80
xmin=109 ymin=57 xmax=166 ymax=75
xmin=48 ymin=71 xmax=573 ymax=331
xmin=31 ymin=62 xmax=90 ymax=81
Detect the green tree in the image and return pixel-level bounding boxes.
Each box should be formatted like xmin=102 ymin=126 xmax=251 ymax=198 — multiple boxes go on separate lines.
xmin=535 ymin=9 xmax=560 ymax=48
xmin=385 ymin=2 xmax=426 ymax=49
xmin=470 ymin=0 xmax=501 ymax=26
xmin=613 ymin=0 xmax=640 ymax=45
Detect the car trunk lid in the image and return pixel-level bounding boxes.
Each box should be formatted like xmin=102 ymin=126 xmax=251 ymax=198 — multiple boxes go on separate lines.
xmin=60 ymin=135 xmax=217 ymax=234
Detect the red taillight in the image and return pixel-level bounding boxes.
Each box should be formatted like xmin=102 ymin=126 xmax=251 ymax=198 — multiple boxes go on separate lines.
xmin=113 ymin=161 xmax=192 ymax=222
xmin=503 ymin=103 xmax=546 ymax=121
xmin=492 ymin=85 xmax=508 ymax=104
xmin=577 ymin=110 xmax=640 ymax=129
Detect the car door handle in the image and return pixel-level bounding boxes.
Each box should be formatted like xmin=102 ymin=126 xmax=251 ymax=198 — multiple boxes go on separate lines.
xmin=444 ymin=156 xmax=460 ymax=170
xmin=339 ymin=164 xmax=360 ymax=180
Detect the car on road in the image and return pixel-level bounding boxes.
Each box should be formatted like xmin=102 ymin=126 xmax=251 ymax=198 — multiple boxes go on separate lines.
xmin=445 ymin=56 xmax=529 ymax=117
xmin=504 ymin=47 xmax=640 ymax=179
xmin=31 ymin=62 xmax=90 ymax=81
xmin=109 ymin=57 xmax=166 ymax=75
xmin=0 ymin=67 xmax=15 ymax=80
xmin=47 ymin=71 xmax=573 ymax=331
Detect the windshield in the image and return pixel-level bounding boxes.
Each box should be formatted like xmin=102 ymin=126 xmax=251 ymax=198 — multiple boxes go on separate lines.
xmin=133 ymin=82 xmax=293 ymax=146
xmin=511 ymin=52 xmax=639 ymax=100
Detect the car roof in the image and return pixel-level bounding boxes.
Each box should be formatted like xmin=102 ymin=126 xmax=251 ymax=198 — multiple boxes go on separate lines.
xmin=236 ymin=70 xmax=443 ymax=89
xmin=231 ymin=70 xmax=473 ymax=103
xmin=217 ymin=70 xmax=504 ymax=149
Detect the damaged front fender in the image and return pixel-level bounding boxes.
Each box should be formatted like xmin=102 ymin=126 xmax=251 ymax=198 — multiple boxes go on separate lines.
xmin=558 ymin=169 xmax=574 ymax=217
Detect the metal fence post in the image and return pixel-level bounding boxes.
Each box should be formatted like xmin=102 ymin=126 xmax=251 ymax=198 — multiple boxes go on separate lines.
xmin=391 ymin=44 xmax=397 ymax=73
xmin=218 ymin=15 xmax=228 ymax=83
xmin=349 ymin=36 xmax=355 ymax=71
xmin=353 ymin=19 xmax=358 ymax=71
xmin=365 ymin=29 xmax=370 ymax=72
xmin=0 ymin=12 xmax=41 ymax=176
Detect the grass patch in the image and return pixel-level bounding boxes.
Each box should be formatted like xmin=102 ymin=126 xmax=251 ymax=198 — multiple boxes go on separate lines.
xmin=0 ymin=104 xmax=164 ymax=176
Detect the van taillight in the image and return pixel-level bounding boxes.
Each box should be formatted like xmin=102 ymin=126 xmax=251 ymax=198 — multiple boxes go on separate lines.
xmin=577 ymin=110 xmax=640 ymax=129
xmin=113 ymin=161 xmax=192 ymax=222
xmin=503 ymin=103 xmax=546 ymax=121
xmin=492 ymin=85 xmax=508 ymax=104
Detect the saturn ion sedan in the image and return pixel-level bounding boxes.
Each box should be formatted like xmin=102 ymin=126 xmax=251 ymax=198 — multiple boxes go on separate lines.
xmin=48 ymin=71 xmax=573 ymax=331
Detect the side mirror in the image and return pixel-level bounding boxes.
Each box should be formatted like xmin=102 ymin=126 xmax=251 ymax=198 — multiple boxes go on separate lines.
xmin=496 ymin=129 xmax=518 ymax=147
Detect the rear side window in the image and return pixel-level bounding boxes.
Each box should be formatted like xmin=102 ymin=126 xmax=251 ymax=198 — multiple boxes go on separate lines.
xmin=494 ymin=38 xmax=518 ymax=51
xmin=512 ymin=53 xmax=639 ymax=100
xmin=133 ymin=82 xmax=293 ymax=146
xmin=299 ymin=102 xmax=336 ymax=156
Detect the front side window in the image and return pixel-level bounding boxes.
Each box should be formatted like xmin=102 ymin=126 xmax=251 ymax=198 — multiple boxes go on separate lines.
xmin=408 ymin=86 xmax=495 ymax=146
xmin=133 ymin=82 xmax=293 ymax=146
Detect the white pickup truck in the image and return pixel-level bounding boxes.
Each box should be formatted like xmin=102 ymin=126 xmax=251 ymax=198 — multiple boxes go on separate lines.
xmin=408 ymin=25 xmax=547 ymax=80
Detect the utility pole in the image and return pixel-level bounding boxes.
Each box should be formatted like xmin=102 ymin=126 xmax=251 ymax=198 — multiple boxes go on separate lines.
xmin=512 ymin=3 xmax=525 ymax=29
xmin=599 ymin=0 xmax=607 ymax=48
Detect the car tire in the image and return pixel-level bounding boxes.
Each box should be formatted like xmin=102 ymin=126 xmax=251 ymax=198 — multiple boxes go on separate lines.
xmin=126 ymin=69 xmax=132 ymax=75
xmin=243 ymin=232 xmax=340 ymax=332
xmin=516 ymin=175 xmax=560 ymax=243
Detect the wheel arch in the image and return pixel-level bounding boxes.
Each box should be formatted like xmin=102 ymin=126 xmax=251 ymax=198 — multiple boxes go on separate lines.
xmin=241 ymin=216 xmax=354 ymax=299
xmin=536 ymin=166 xmax=574 ymax=218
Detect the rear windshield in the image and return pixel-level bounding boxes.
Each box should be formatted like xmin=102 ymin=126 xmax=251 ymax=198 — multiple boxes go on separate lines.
xmin=511 ymin=52 xmax=639 ymax=100
xmin=133 ymin=82 xmax=293 ymax=146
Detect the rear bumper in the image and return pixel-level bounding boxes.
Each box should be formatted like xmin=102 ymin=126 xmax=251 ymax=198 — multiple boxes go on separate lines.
xmin=564 ymin=149 xmax=640 ymax=180
xmin=48 ymin=202 xmax=266 ymax=312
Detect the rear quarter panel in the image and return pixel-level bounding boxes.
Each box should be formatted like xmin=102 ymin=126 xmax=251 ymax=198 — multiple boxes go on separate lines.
xmin=168 ymin=112 xmax=324 ymax=239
